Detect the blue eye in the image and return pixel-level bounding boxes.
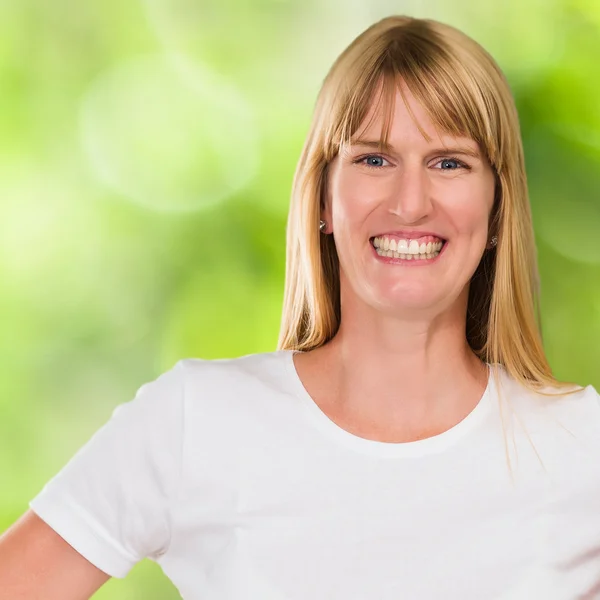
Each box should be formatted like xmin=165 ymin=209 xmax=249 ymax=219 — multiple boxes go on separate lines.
xmin=353 ymin=154 xmax=470 ymax=171
xmin=366 ymin=156 xmax=384 ymax=167
xmin=435 ymin=157 xmax=468 ymax=170
xmin=356 ymin=155 xmax=390 ymax=168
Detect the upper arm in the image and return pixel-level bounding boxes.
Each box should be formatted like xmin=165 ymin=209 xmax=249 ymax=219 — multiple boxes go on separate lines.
xmin=0 ymin=509 xmax=111 ymax=600
xmin=4 ymin=360 xmax=187 ymax=596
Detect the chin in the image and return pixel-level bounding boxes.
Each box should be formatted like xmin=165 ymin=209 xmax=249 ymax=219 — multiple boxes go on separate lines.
xmin=374 ymin=292 xmax=441 ymax=314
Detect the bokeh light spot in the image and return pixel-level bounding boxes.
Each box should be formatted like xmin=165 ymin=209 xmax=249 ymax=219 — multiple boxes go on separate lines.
xmin=79 ymin=54 xmax=259 ymax=213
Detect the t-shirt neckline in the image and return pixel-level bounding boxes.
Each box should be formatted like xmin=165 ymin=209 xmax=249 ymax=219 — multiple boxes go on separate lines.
xmin=280 ymin=349 xmax=495 ymax=458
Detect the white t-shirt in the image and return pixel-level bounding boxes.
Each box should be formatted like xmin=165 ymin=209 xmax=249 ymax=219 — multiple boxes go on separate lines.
xmin=29 ymin=349 xmax=600 ymax=599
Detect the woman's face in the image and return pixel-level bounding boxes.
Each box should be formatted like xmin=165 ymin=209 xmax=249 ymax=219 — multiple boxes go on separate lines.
xmin=323 ymin=82 xmax=497 ymax=316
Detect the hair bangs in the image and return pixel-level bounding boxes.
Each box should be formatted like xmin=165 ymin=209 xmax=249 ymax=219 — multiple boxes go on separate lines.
xmin=323 ymin=28 xmax=502 ymax=172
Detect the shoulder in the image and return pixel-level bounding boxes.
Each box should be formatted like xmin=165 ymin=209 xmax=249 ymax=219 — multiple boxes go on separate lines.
xmin=541 ymin=381 xmax=600 ymax=431
xmin=172 ymin=350 xmax=300 ymax=467
xmin=494 ymin=366 xmax=600 ymax=440
xmin=492 ymin=364 xmax=599 ymax=410
xmin=160 ymin=350 xmax=296 ymax=430
xmin=129 ymin=349 xmax=288 ymax=401
xmin=177 ymin=349 xmax=292 ymax=398
xmin=528 ymin=378 xmax=600 ymax=421
xmin=105 ymin=351 xmax=289 ymax=439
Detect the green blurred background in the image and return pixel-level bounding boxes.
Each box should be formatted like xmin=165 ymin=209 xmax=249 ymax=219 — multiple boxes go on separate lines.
xmin=1 ymin=0 xmax=599 ymax=597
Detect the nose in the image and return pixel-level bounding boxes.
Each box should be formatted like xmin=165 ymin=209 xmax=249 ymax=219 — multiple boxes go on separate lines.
xmin=387 ymin=164 xmax=433 ymax=223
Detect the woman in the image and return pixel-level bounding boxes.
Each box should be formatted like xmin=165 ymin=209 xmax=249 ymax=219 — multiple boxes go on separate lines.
xmin=1 ymin=14 xmax=599 ymax=600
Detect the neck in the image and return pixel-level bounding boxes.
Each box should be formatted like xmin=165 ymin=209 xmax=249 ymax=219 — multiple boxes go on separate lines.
xmin=315 ymin=293 xmax=488 ymax=430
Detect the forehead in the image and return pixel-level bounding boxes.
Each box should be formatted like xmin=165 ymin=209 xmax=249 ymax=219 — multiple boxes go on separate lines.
xmin=353 ymin=79 xmax=479 ymax=151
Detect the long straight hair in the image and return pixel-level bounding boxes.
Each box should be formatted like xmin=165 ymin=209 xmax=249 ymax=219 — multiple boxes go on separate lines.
xmin=277 ymin=16 xmax=581 ymax=405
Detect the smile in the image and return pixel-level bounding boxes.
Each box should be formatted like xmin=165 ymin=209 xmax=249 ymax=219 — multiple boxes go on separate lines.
xmin=370 ymin=235 xmax=446 ymax=261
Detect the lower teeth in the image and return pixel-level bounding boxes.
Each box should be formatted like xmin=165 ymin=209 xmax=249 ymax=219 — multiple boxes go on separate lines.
xmin=375 ymin=248 xmax=440 ymax=260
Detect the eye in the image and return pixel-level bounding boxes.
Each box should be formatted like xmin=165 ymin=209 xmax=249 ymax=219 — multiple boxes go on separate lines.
xmin=355 ymin=154 xmax=392 ymax=169
xmin=432 ymin=157 xmax=470 ymax=171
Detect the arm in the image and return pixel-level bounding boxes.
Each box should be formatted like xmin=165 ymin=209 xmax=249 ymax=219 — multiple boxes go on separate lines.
xmin=0 ymin=510 xmax=110 ymax=600
xmin=2 ymin=360 xmax=187 ymax=598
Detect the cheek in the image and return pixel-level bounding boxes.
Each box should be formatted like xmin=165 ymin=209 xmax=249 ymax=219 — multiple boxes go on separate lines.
xmin=442 ymin=181 xmax=494 ymax=233
xmin=331 ymin=169 xmax=383 ymax=222
xmin=451 ymin=202 xmax=489 ymax=233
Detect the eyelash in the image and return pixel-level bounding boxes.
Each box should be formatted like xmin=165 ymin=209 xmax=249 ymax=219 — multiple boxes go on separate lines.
xmin=354 ymin=154 xmax=471 ymax=171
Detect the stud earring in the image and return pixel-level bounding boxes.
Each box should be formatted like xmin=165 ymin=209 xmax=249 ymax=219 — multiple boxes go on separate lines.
xmin=489 ymin=235 xmax=498 ymax=248
xmin=319 ymin=220 xmax=327 ymax=233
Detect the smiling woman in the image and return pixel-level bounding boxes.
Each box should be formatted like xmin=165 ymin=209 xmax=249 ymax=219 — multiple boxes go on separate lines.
xmin=319 ymin=81 xmax=498 ymax=316
xmin=2 ymin=14 xmax=600 ymax=600
xmin=280 ymin=17 xmax=527 ymax=374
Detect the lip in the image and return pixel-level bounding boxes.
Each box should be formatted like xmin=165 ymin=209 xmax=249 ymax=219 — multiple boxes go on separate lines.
xmin=370 ymin=230 xmax=447 ymax=240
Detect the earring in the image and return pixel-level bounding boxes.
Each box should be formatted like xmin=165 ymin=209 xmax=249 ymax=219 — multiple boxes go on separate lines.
xmin=319 ymin=220 xmax=327 ymax=233
xmin=489 ymin=236 xmax=498 ymax=248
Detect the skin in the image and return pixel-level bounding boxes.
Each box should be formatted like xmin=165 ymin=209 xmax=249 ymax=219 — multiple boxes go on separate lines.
xmin=293 ymin=80 xmax=497 ymax=442
xmin=0 ymin=510 xmax=110 ymax=599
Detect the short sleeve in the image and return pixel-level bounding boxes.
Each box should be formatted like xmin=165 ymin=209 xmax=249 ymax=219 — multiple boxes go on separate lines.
xmin=28 ymin=360 xmax=186 ymax=579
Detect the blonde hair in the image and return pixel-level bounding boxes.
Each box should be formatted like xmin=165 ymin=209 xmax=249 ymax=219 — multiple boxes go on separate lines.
xmin=277 ymin=15 xmax=582 ymax=403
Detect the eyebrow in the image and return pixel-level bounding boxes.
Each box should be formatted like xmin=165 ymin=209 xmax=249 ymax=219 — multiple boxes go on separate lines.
xmin=349 ymin=138 xmax=482 ymax=160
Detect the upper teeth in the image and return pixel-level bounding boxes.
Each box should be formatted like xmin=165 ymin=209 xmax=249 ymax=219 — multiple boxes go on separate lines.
xmin=373 ymin=236 xmax=444 ymax=255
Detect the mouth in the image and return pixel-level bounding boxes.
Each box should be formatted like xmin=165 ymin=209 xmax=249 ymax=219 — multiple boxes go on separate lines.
xmin=369 ymin=235 xmax=447 ymax=261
